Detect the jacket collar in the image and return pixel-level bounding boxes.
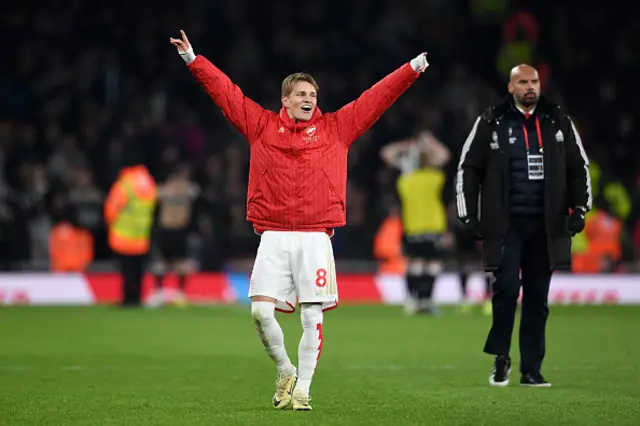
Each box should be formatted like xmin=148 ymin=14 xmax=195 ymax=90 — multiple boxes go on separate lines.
xmin=278 ymin=106 xmax=322 ymax=132
xmin=494 ymin=94 xmax=557 ymax=121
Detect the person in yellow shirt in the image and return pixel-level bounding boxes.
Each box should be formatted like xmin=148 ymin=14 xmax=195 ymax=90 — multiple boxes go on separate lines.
xmin=382 ymin=130 xmax=451 ymax=314
xmin=104 ymin=159 xmax=157 ymax=307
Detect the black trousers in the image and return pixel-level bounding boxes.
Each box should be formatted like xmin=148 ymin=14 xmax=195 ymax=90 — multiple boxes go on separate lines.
xmin=119 ymin=254 xmax=146 ymax=306
xmin=483 ymin=215 xmax=552 ymax=374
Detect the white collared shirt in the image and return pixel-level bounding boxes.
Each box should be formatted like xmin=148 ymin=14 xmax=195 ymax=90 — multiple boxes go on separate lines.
xmin=515 ymin=103 xmax=536 ymax=116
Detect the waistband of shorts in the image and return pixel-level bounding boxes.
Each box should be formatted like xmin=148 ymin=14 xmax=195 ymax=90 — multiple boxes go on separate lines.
xmin=254 ymin=228 xmax=335 ymax=238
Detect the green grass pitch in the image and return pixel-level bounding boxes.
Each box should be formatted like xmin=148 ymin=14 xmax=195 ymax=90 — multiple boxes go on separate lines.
xmin=1 ymin=304 xmax=639 ymax=425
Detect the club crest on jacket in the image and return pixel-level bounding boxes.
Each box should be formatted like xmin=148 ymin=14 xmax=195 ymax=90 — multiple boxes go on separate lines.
xmin=303 ymin=125 xmax=318 ymax=142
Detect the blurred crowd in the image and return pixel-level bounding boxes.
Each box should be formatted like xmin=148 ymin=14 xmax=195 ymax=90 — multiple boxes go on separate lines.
xmin=0 ymin=1 xmax=638 ymax=272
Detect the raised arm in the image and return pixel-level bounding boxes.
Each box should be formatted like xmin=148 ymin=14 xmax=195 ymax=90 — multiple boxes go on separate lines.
xmin=170 ymin=30 xmax=269 ymax=142
xmin=418 ymin=130 xmax=450 ymax=168
xmin=380 ymin=138 xmax=415 ymax=170
xmin=335 ymin=53 xmax=428 ymax=146
xmin=380 ymin=130 xmax=449 ymax=173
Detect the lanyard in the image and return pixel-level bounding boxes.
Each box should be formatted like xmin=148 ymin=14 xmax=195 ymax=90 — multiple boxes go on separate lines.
xmin=522 ymin=116 xmax=544 ymax=153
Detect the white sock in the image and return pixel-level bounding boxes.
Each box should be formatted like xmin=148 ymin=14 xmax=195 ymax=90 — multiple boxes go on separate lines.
xmin=251 ymin=301 xmax=295 ymax=375
xmin=294 ymin=304 xmax=324 ymax=395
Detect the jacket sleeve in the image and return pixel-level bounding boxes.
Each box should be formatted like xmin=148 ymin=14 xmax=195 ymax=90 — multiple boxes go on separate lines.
xmin=455 ymin=116 xmax=489 ymax=220
xmin=187 ymin=56 xmax=270 ymax=142
xmin=335 ymin=63 xmax=420 ymax=146
xmin=104 ymin=182 xmax=127 ymax=226
xmin=565 ymin=117 xmax=593 ymax=212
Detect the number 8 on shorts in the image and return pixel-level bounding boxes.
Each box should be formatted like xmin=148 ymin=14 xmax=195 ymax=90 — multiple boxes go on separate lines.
xmin=315 ymin=269 xmax=327 ymax=287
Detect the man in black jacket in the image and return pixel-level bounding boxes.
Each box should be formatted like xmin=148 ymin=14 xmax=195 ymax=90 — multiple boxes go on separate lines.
xmin=455 ymin=64 xmax=592 ymax=387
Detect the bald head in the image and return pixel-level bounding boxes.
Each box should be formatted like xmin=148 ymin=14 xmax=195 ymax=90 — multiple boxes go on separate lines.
xmin=509 ymin=64 xmax=538 ymax=82
xmin=508 ymin=64 xmax=540 ymax=110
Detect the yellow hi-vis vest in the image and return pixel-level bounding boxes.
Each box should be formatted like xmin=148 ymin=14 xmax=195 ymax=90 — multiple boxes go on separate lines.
xmin=111 ymin=180 xmax=155 ymax=242
xmin=397 ymin=167 xmax=447 ymax=235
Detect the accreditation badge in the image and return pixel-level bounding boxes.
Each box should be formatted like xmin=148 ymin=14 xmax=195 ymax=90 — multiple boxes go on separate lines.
xmin=527 ymin=154 xmax=544 ymax=180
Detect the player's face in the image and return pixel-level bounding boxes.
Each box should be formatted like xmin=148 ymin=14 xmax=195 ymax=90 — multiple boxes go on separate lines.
xmin=282 ymin=81 xmax=317 ymax=122
xmin=508 ymin=67 xmax=540 ymax=107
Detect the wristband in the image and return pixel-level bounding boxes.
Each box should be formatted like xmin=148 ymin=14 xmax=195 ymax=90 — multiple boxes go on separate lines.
xmin=180 ymin=46 xmax=196 ymax=65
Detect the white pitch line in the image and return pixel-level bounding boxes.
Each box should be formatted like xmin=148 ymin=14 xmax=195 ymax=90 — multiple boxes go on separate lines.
xmin=345 ymin=365 xmax=637 ymax=371
xmin=2 ymin=366 xmax=31 ymax=371
xmin=0 ymin=365 xmax=168 ymax=372
xmin=0 ymin=365 xmax=636 ymax=372
xmin=346 ymin=364 xmax=457 ymax=371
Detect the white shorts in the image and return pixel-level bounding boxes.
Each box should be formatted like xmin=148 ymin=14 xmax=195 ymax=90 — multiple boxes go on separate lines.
xmin=248 ymin=231 xmax=339 ymax=313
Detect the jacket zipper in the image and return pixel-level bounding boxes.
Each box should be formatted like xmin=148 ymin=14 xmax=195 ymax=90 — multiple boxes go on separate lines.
xmin=291 ymin=121 xmax=297 ymax=230
xmin=543 ymin=116 xmax=555 ymax=267
xmin=499 ymin=119 xmax=509 ymax=252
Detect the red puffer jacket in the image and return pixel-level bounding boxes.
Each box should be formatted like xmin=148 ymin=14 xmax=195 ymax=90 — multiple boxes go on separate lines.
xmin=187 ymin=55 xmax=420 ymax=232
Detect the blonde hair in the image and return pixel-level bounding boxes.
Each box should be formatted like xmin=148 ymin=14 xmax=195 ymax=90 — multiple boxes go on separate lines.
xmin=281 ymin=72 xmax=319 ymax=97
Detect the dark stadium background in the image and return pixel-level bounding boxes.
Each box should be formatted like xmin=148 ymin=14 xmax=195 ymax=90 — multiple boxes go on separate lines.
xmin=0 ymin=1 xmax=638 ymax=273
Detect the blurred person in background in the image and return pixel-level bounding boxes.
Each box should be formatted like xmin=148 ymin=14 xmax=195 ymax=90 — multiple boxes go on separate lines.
xmin=0 ymin=155 xmax=12 ymax=270
xmin=382 ymin=130 xmax=451 ymax=314
xmin=382 ymin=130 xmax=491 ymax=314
xmin=450 ymin=207 xmax=493 ymax=315
xmin=104 ymin=153 xmax=157 ymax=308
xmin=571 ymin=207 xmax=622 ymax=273
xmin=4 ymin=161 xmax=52 ymax=266
xmin=373 ymin=203 xmax=406 ymax=275
xmin=456 ymin=64 xmax=591 ymax=387
xmin=170 ymin=29 xmax=428 ymax=410
xmin=49 ymin=220 xmax=93 ymax=272
xmin=196 ymin=154 xmax=232 ymax=271
xmin=148 ymin=163 xmax=199 ymax=307
xmin=22 ymin=163 xmax=51 ymax=263
xmin=67 ymin=163 xmax=105 ymax=259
